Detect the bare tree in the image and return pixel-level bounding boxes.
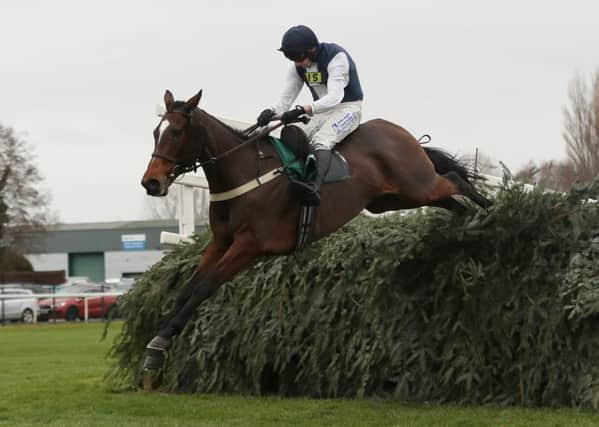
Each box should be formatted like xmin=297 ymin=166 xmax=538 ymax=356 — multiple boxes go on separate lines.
xmin=563 ymin=69 xmax=599 ymax=183
xmin=515 ymin=69 xmax=599 ymax=192
xmin=0 ymin=124 xmax=53 ymax=250
xmin=0 ymin=167 xmax=10 ymax=241
xmin=514 ymin=159 xmax=577 ymax=192
xmin=536 ymin=160 xmax=577 ymax=191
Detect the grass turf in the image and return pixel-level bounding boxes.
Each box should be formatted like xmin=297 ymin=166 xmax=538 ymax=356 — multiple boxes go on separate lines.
xmin=1 ymin=322 xmax=598 ymax=426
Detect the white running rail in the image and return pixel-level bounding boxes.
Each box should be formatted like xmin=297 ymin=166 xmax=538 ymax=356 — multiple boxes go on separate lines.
xmin=0 ymin=292 xmax=124 ymax=324
xmin=160 ymin=174 xmax=209 ymax=246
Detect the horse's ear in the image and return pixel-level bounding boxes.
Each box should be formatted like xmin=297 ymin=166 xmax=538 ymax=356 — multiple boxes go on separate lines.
xmin=164 ymin=90 xmax=175 ymax=110
xmin=185 ymin=90 xmax=203 ymax=110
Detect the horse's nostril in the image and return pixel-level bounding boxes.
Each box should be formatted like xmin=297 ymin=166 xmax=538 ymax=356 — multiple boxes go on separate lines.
xmin=142 ymin=178 xmax=161 ymax=195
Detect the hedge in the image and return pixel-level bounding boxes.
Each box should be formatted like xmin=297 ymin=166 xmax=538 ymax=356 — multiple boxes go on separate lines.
xmin=108 ymin=179 xmax=599 ymax=408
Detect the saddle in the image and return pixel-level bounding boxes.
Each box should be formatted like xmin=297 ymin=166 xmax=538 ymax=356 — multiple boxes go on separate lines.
xmin=275 ymin=125 xmax=351 ymax=185
xmin=269 ymin=125 xmax=352 ymax=251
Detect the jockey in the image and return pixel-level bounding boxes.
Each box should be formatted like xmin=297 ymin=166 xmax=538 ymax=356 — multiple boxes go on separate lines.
xmin=257 ymin=25 xmax=363 ymax=206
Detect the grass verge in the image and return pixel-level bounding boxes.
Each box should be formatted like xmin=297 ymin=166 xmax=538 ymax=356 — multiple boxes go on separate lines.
xmin=0 ymin=322 xmax=598 ymax=426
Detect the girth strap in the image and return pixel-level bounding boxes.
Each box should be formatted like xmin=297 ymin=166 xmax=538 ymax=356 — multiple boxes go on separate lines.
xmin=209 ymin=167 xmax=283 ymax=202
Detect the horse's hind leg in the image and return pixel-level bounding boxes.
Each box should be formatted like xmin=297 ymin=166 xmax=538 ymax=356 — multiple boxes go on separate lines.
xmin=443 ymin=171 xmax=491 ymax=209
xmin=430 ymin=197 xmax=469 ymax=215
xmin=367 ymin=177 xmax=468 ymax=215
xmin=420 ymin=174 xmax=471 ymax=215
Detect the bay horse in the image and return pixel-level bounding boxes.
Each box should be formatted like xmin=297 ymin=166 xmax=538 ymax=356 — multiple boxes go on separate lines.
xmin=140 ymin=89 xmax=490 ymax=376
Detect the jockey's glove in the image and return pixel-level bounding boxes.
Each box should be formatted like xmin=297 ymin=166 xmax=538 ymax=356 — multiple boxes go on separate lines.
xmin=281 ymin=105 xmax=306 ymax=124
xmin=257 ymin=108 xmax=275 ymax=126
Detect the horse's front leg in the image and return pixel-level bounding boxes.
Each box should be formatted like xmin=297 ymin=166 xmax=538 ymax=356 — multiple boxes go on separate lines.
xmin=167 ymin=240 xmax=226 ymax=318
xmin=143 ymin=240 xmax=225 ymax=372
xmin=143 ymin=232 xmax=259 ymax=372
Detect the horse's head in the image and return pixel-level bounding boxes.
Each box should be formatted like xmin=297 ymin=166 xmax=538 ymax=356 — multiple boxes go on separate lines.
xmin=141 ymin=89 xmax=203 ymax=196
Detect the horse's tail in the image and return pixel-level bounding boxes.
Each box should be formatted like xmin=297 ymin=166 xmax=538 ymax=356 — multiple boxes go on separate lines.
xmin=422 ymin=147 xmax=476 ymax=184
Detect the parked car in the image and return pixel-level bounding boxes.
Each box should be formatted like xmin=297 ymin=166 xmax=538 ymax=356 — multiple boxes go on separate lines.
xmin=1 ymin=283 xmax=56 ymax=294
xmin=103 ymin=277 xmax=136 ymax=294
xmin=0 ymin=288 xmax=39 ymax=323
xmin=37 ymin=284 xmax=119 ymax=321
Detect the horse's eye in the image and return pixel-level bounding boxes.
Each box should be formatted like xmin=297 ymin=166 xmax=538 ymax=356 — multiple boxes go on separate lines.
xmin=171 ymin=128 xmax=183 ymax=137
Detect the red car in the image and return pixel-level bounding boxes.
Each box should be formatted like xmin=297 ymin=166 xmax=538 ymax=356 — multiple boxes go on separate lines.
xmin=38 ymin=284 xmax=119 ymax=321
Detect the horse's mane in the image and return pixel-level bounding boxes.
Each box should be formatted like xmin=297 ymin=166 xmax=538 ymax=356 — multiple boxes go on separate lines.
xmin=194 ymin=108 xmax=250 ymax=141
xmin=169 ymin=101 xmax=250 ymax=141
xmin=204 ymin=111 xmax=251 ymax=141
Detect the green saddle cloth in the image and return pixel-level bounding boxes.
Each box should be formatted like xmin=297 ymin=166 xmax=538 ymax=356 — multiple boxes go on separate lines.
xmin=269 ymin=136 xmax=316 ymax=182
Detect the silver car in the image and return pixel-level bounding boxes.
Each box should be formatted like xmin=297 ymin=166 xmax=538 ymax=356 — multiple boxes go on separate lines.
xmin=0 ymin=288 xmax=39 ymax=323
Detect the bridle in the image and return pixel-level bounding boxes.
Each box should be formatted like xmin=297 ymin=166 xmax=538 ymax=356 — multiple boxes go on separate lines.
xmin=151 ymin=108 xmax=291 ymax=179
xmin=151 ymin=108 xmax=198 ymax=176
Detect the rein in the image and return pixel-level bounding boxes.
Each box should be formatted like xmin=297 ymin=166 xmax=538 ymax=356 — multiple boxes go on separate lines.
xmin=195 ymin=121 xmax=286 ymax=169
xmin=151 ymin=116 xmax=287 ymax=176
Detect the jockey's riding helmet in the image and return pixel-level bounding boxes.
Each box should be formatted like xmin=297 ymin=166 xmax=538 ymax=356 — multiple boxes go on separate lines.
xmin=278 ymin=25 xmax=319 ymax=62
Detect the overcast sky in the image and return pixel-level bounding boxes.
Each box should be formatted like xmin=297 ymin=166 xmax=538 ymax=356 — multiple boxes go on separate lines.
xmin=1 ymin=0 xmax=597 ymax=224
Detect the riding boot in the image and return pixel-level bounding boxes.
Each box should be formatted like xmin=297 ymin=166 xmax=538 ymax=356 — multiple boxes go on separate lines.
xmin=301 ymin=148 xmax=332 ymax=206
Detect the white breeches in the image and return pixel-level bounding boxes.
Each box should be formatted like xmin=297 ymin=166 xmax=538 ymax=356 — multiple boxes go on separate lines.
xmin=297 ymin=101 xmax=362 ymax=150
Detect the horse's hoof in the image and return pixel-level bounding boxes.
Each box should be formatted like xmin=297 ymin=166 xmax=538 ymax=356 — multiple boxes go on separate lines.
xmin=143 ymin=348 xmax=165 ymax=371
xmin=143 ymin=335 xmax=171 ymax=371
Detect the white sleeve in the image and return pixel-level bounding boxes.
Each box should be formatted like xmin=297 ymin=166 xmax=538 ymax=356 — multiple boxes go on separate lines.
xmin=311 ymin=52 xmax=350 ymax=114
xmin=272 ymin=65 xmax=304 ymax=114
